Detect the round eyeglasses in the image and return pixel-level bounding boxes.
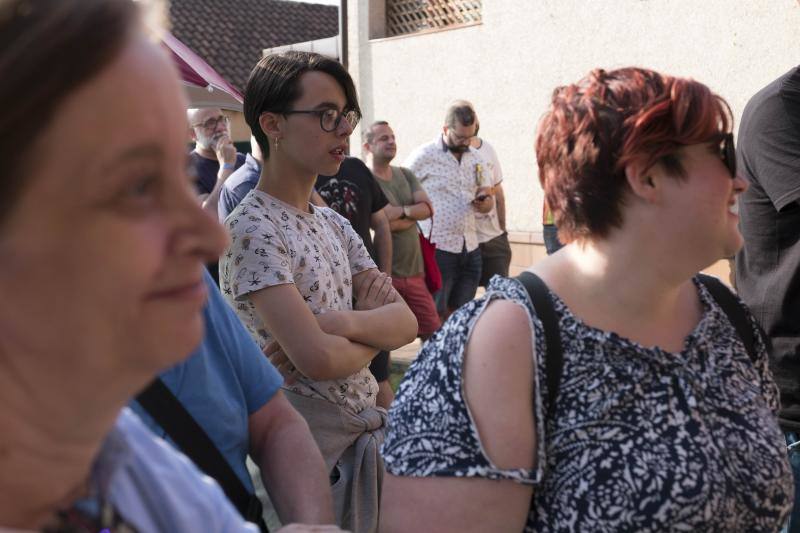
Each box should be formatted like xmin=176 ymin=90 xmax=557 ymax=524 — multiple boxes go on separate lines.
xmin=282 ymin=108 xmax=361 ymax=133
xmin=191 ymin=115 xmax=229 ymax=131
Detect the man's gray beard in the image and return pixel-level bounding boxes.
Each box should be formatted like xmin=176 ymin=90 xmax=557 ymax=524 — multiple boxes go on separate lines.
xmin=196 ymin=131 xmax=222 ymax=151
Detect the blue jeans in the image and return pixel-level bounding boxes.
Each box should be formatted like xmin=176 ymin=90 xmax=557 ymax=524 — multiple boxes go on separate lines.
xmin=784 ymin=432 xmax=800 ymax=533
xmin=543 ymin=224 xmax=564 ymax=255
xmin=434 ymin=245 xmax=482 ymax=315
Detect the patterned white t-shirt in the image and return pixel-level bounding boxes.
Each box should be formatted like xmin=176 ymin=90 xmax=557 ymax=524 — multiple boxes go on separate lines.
xmin=220 ymin=189 xmax=378 ymax=414
xmin=473 ymin=139 xmax=505 ymax=243
xmin=404 ymin=137 xmax=490 ymax=254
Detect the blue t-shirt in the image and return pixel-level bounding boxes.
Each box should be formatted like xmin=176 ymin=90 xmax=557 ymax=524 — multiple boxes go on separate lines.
xmin=131 ymin=270 xmax=283 ymax=491
xmin=218 ymin=153 xmax=261 ymax=222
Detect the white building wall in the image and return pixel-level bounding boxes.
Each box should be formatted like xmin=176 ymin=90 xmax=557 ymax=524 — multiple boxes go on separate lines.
xmin=347 ymin=0 xmax=800 ymax=237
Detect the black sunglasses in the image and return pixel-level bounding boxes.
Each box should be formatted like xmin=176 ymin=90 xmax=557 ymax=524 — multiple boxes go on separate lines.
xmin=720 ymin=132 xmax=736 ymax=178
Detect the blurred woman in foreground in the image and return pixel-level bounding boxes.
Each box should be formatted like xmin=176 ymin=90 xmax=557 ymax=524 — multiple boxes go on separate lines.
xmin=380 ymin=68 xmax=794 ymax=531
xmin=0 ymin=1 xmax=339 ymax=531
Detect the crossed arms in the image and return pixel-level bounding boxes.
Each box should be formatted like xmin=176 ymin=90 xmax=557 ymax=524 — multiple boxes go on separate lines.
xmin=248 ymin=269 xmax=417 ymax=382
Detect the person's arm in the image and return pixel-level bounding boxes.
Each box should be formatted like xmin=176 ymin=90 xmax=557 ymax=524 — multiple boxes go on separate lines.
xmin=370 ymin=208 xmax=393 ymax=274
xmin=248 ymin=285 xmax=379 ymax=381
xmin=202 ymin=136 xmax=237 ymax=215
xmin=388 ymin=217 xmax=416 ymax=232
xmin=494 ymin=183 xmax=507 ymax=231
xmin=316 ymin=269 xmax=416 ymax=351
xmin=380 ymin=299 xmax=536 ymax=532
xmin=249 ymin=390 xmax=335 ymax=525
xmin=386 ymin=185 xmax=433 ymax=232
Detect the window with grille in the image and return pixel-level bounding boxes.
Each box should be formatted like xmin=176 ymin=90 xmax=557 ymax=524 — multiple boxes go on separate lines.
xmin=385 ymin=0 xmax=482 ymax=38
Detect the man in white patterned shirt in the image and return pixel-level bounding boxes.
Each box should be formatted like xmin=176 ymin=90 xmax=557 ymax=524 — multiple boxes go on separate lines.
xmin=404 ymin=101 xmax=494 ymax=319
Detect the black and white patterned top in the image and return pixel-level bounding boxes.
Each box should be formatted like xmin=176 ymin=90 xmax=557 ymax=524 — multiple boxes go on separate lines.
xmin=383 ymin=275 xmax=793 ymax=532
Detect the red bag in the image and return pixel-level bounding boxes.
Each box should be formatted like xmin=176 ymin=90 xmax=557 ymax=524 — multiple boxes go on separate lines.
xmin=418 ymin=222 xmax=442 ymax=293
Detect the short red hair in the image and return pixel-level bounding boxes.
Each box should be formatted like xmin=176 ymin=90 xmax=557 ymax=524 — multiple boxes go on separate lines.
xmin=535 ymin=67 xmax=732 ymax=242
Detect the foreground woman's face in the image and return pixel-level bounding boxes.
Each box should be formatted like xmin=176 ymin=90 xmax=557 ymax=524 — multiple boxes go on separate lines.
xmin=0 ymin=34 xmax=227 ymax=380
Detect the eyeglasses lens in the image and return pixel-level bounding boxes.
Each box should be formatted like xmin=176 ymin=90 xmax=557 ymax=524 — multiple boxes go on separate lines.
xmin=202 ymin=115 xmax=228 ymax=130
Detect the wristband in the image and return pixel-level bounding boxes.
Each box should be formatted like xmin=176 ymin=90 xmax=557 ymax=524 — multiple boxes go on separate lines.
xmin=221 ymin=162 xmax=236 ymax=170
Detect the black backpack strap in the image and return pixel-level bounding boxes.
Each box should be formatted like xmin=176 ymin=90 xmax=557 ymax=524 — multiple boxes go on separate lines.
xmin=136 ymin=378 xmax=268 ymax=532
xmin=516 ymin=271 xmax=564 ymax=422
xmin=696 ymin=273 xmax=757 ymax=364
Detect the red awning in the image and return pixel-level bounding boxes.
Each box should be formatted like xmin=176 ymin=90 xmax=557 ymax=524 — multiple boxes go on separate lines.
xmin=161 ymin=31 xmax=243 ymax=111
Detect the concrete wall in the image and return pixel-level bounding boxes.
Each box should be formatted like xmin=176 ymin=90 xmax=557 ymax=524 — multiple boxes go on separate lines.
xmin=347 ymin=0 xmax=800 ymax=241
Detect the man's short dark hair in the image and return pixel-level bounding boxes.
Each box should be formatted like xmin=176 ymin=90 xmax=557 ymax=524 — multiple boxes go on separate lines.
xmin=364 ymin=120 xmax=389 ymax=144
xmin=444 ymin=100 xmax=476 ymax=129
xmin=244 ymin=51 xmax=361 ymax=158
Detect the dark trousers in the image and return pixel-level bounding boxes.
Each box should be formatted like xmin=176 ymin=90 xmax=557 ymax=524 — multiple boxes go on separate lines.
xmin=434 ymin=245 xmax=482 ymax=315
xmin=543 ymin=224 xmax=564 ymax=255
xmin=479 ymin=232 xmax=512 ymax=287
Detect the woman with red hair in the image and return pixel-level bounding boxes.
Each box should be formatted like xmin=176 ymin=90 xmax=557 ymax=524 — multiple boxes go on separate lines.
xmin=379 ymin=67 xmax=794 ymax=531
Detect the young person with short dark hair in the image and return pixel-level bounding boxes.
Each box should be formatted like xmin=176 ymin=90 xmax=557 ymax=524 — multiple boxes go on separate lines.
xmin=221 ymin=51 xmax=417 ymax=533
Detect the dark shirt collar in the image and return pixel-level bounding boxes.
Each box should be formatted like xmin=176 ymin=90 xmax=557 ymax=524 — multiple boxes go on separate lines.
xmin=440 ymin=134 xmax=471 ymax=154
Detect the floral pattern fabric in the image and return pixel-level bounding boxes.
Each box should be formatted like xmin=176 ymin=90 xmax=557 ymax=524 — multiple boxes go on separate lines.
xmin=404 ymin=137 xmax=489 ymax=254
xmin=220 ymin=189 xmax=378 ymax=414
xmin=383 ymin=275 xmax=794 ymax=532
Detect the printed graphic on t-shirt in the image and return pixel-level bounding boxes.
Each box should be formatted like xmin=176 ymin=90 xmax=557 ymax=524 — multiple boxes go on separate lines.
xmin=317 ymin=178 xmax=361 ymax=224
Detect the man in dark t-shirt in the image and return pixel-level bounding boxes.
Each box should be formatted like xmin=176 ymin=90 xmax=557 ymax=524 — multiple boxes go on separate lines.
xmin=736 ymin=65 xmax=800 ymax=532
xmin=187 ymin=108 xmax=246 ymax=285
xmin=315 ymin=157 xmax=392 ymax=272
xmin=188 ymin=108 xmax=246 ymax=203
xmin=315 ymin=157 xmax=395 ymax=409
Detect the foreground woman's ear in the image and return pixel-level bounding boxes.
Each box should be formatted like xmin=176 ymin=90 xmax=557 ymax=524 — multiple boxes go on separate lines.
xmin=624 ymin=160 xmax=660 ymax=203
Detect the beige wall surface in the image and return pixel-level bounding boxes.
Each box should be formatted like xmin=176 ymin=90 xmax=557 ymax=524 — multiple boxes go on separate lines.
xmin=348 ymin=0 xmax=800 ymax=238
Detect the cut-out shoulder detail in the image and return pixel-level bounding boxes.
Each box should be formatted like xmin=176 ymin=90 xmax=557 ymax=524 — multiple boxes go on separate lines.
xmin=383 ymin=275 xmax=793 ymax=532
xmin=463 ymin=298 xmax=536 ymax=470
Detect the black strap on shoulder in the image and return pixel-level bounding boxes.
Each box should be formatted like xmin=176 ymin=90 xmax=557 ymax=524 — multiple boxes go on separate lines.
xmin=696 ymin=274 xmax=757 ymax=363
xmin=516 ymin=271 xmax=563 ymax=421
xmin=136 ymin=379 xmax=268 ymax=532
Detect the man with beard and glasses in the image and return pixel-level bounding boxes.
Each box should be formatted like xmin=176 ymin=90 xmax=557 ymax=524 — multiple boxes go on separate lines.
xmin=189 ymin=107 xmax=247 ymax=215
xmin=189 ymin=107 xmax=247 ymax=285
xmin=404 ymin=100 xmax=494 ymax=320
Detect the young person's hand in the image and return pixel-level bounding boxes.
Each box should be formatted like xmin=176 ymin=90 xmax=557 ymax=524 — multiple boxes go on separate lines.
xmin=264 ymin=340 xmax=303 ymax=384
xmin=353 ymin=270 xmax=397 ymax=311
